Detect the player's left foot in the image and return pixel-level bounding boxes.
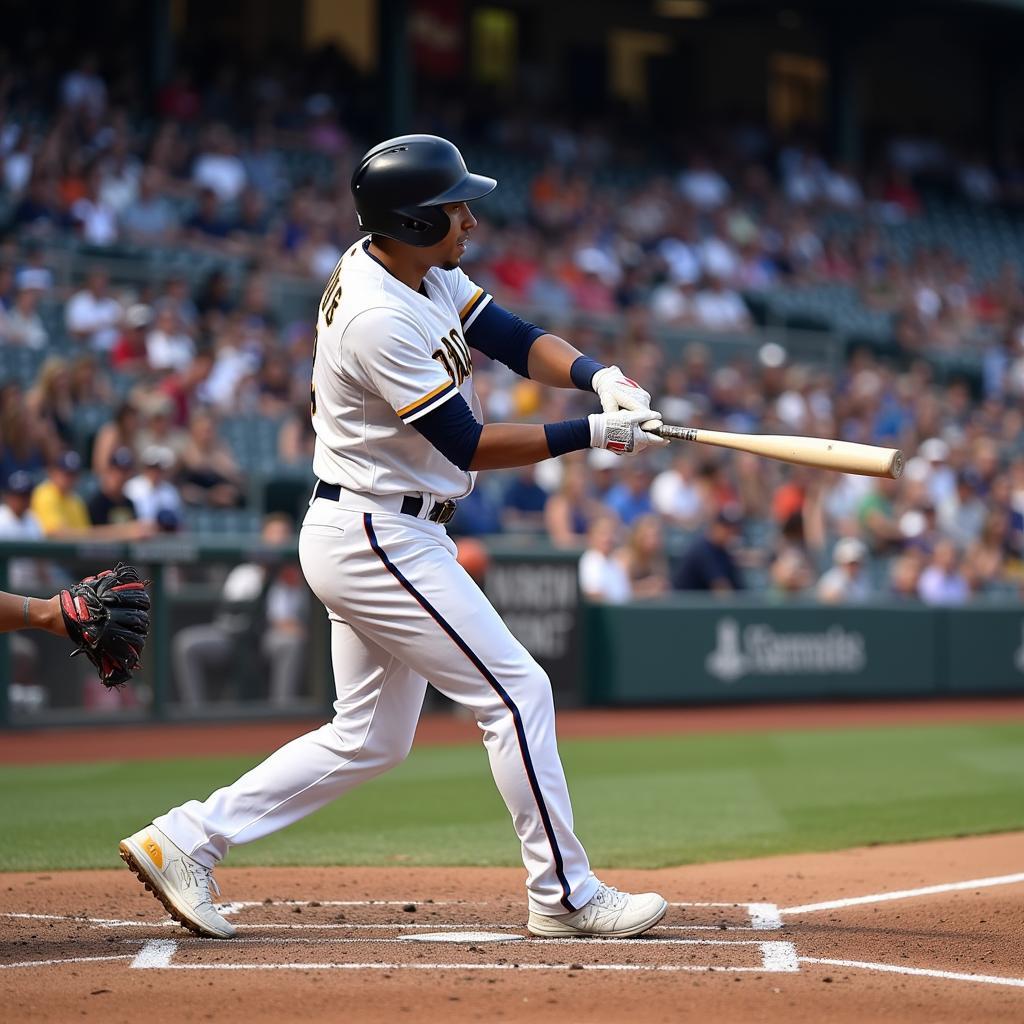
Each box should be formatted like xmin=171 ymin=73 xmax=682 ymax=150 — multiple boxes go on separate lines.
xmin=527 ymin=883 xmax=668 ymax=938
xmin=119 ymin=824 xmax=236 ymax=939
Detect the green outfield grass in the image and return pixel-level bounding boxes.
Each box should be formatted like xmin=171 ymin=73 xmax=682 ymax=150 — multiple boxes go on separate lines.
xmin=1 ymin=721 xmax=1022 ymax=872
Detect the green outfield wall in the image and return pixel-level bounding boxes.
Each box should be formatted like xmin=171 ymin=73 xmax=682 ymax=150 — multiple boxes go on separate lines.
xmin=583 ymin=598 xmax=1024 ymax=703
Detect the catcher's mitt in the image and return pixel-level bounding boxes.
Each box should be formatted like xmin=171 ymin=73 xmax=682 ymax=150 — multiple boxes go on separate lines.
xmin=60 ymin=563 xmax=151 ymax=688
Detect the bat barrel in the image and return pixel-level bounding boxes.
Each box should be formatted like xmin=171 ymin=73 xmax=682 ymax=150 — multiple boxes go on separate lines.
xmin=654 ymin=424 xmax=904 ymax=479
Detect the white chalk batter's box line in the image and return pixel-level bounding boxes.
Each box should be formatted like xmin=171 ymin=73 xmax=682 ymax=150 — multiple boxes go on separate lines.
xmin=126 ymin=937 xmax=801 ymax=973
xmin=0 ymin=901 xmax=782 ymax=933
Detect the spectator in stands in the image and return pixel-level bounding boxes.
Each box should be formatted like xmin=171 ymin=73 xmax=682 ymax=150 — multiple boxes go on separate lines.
xmin=615 ymin=515 xmax=669 ymax=598
xmin=88 ymin=446 xmax=145 ymax=532
xmin=145 ymin=305 xmax=195 ymax=372
xmin=257 ymin=351 xmax=296 ymax=417
xmin=545 ymin=459 xmax=602 ymax=548
xmin=29 ymin=451 xmax=89 ymax=537
xmin=917 ymin=539 xmax=969 ymax=604
xmin=65 ymin=269 xmax=122 ymax=351
xmin=12 ymin=174 xmax=63 ymax=234
xmin=919 ymin=437 xmax=956 ymax=506
xmin=242 ymin=125 xmax=287 ymax=201
xmin=965 ymin=509 xmax=1013 ymax=589
xmin=0 ymin=469 xmax=42 ymax=534
xmin=604 ymin=463 xmax=656 ymax=526
xmin=816 ymin=537 xmax=871 ymax=604
xmin=91 ymin=401 xmax=140 ymax=474
xmin=501 ymin=466 xmax=549 ymax=532
xmin=691 ymin=274 xmax=753 ymax=332
xmin=651 ymin=450 xmax=703 ymax=528
xmin=16 ymin=242 xmax=55 ymax=297
xmin=230 ymin=186 xmax=270 ymax=251
xmin=178 ymin=411 xmax=245 ymax=508
xmin=770 ymin=546 xmax=814 ymax=598
xmin=133 ymin=392 xmax=188 ymax=462
xmin=857 ymin=477 xmax=903 ymax=554
xmin=25 ymin=357 xmax=75 ymax=449
xmin=3 ymin=132 xmax=33 ymax=197
xmin=889 ymin=550 xmax=924 ymax=600
xmin=121 ymin=166 xmax=181 ymax=244
xmin=173 ymin=514 xmax=308 ymax=708
xmin=278 ymin=398 xmax=317 ymax=468
xmin=110 ymin=304 xmax=153 ymax=372
xmin=678 ymin=152 xmax=730 ymax=210
xmin=124 ymin=445 xmax=184 ymax=527
xmin=192 ymin=124 xmax=247 ymax=203
xmin=0 ymin=383 xmax=49 ymax=479
xmin=70 ymin=164 xmax=119 ymax=246
xmin=61 ymin=53 xmax=107 ymax=118
xmin=0 ymin=471 xmax=47 ymax=587
xmin=186 ymin=187 xmax=231 ymax=242
xmin=68 ymin=353 xmax=113 ymax=408
xmin=579 ymin=514 xmax=631 ymax=604
xmin=195 ymin=268 xmax=235 ymax=320
xmin=0 ymin=277 xmax=48 ymax=348
xmin=672 ymin=505 xmax=745 ymax=593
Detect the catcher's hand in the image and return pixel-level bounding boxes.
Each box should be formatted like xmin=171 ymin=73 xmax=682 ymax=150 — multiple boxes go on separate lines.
xmin=59 ymin=563 xmax=151 ymax=688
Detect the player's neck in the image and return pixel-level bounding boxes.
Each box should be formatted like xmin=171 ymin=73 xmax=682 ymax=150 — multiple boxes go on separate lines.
xmin=368 ymin=239 xmax=430 ymax=292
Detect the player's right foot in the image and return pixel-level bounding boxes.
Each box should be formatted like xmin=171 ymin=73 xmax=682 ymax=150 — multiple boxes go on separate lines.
xmin=119 ymin=824 xmax=235 ymax=939
xmin=526 ymin=883 xmax=668 ymax=938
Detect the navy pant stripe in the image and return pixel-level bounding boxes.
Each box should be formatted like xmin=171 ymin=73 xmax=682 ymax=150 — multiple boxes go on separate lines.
xmin=363 ymin=513 xmax=575 ymax=912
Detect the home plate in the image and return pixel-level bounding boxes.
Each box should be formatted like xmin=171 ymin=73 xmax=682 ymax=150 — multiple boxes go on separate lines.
xmin=399 ymin=931 xmax=524 ymax=944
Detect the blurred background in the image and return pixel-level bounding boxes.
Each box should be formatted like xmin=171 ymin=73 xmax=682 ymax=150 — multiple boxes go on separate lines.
xmin=2 ymin=0 xmax=1024 ymax=724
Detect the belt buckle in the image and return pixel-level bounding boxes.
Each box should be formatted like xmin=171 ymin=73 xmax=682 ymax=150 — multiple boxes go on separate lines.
xmin=431 ymin=499 xmax=457 ymax=525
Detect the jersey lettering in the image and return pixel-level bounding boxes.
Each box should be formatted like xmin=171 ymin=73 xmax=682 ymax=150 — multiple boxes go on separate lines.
xmin=434 ymin=328 xmax=472 ymax=386
xmin=320 ymin=260 xmax=344 ymax=327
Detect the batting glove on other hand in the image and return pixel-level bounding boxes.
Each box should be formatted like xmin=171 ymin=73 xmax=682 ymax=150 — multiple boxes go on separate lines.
xmin=591 ymin=365 xmax=654 ymax=415
xmin=588 ymin=409 xmax=669 ymax=456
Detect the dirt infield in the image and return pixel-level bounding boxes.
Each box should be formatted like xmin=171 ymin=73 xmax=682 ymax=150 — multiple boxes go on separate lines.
xmin=5 ymin=697 xmax=1024 ymax=764
xmin=2 ymin=833 xmax=1022 ymax=1023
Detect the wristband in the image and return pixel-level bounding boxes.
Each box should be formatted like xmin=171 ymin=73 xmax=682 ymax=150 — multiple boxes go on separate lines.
xmin=569 ymin=355 xmax=606 ymax=392
xmin=544 ymin=417 xmax=591 ymax=457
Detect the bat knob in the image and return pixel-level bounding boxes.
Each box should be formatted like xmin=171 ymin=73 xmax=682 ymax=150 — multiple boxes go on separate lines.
xmin=889 ymin=450 xmax=904 ymax=479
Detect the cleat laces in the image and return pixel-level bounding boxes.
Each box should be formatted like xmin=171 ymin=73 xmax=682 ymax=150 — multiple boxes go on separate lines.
xmin=178 ymin=859 xmax=220 ymax=910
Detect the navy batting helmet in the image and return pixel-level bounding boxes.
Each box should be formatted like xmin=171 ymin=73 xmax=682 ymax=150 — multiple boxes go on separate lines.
xmin=351 ymin=135 xmax=497 ymax=247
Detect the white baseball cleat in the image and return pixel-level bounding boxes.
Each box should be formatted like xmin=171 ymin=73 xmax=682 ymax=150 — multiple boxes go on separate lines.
xmin=527 ymin=883 xmax=668 ymax=938
xmin=119 ymin=824 xmax=235 ymax=939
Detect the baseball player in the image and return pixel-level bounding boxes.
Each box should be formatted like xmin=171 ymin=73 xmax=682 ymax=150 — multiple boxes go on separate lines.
xmin=120 ymin=135 xmax=669 ymax=940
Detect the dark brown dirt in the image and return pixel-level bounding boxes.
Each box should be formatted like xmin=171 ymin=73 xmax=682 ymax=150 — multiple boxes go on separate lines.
xmin=2 ymin=833 xmax=1022 ymax=1023
xmin=5 ymin=698 xmax=1024 ymax=765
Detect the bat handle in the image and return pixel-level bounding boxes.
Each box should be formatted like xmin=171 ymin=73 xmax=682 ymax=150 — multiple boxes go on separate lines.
xmin=652 ymin=424 xmax=697 ymax=442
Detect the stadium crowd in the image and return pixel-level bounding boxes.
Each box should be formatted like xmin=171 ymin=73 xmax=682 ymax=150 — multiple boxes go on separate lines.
xmin=2 ymin=47 xmax=1024 ymax=607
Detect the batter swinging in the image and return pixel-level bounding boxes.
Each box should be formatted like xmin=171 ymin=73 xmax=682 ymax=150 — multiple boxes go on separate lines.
xmin=120 ymin=135 xmax=669 ymax=939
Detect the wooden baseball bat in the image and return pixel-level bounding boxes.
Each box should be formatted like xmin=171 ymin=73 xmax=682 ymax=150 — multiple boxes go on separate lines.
xmin=652 ymin=424 xmax=904 ymax=479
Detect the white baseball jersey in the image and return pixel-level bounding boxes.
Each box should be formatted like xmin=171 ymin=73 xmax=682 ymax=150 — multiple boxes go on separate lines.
xmin=311 ymin=239 xmax=492 ymax=499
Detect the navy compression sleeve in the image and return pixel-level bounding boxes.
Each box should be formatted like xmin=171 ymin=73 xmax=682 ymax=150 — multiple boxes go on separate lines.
xmin=412 ymin=393 xmax=484 ymax=471
xmin=464 ymin=301 xmax=545 ymax=378
xmin=412 ymin=393 xmax=592 ymax=469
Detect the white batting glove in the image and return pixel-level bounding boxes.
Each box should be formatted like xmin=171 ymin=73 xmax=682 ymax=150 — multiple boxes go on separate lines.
xmin=591 ymin=365 xmax=654 ymax=416
xmin=588 ymin=409 xmax=669 ymax=456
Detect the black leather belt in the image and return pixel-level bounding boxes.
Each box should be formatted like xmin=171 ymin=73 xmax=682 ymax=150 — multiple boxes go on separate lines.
xmin=314 ymin=481 xmax=457 ymax=525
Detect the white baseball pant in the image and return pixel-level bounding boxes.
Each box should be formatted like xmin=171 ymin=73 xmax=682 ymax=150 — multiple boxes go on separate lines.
xmin=156 ymin=495 xmax=599 ymax=915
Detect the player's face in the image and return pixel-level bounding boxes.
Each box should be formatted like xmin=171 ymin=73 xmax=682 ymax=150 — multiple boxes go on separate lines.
xmin=435 ymin=202 xmax=478 ymax=271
